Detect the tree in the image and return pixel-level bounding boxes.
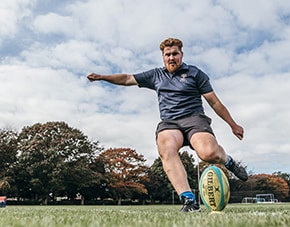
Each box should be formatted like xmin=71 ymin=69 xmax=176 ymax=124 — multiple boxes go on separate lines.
xmin=80 ymin=157 xmax=107 ymax=201
xmin=0 ymin=129 xmax=18 ymax=195
xmin=14 ymin=121 xmax=103 ymax=204
xmin=99 ymin=148 xmax=148 ymax=204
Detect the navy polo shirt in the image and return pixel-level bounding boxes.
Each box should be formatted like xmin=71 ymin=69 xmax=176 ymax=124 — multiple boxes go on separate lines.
xmin=133 ymin=63 xmax=213 ymax=120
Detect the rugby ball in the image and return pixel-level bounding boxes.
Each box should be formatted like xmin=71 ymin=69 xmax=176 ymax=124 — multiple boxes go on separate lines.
xmin=199 ymin=165 xmax=230 ymax=211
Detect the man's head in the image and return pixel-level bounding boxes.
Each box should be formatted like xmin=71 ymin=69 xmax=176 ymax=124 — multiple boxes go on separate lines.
xmin=160 ymin=38 xmax=183 ymax=73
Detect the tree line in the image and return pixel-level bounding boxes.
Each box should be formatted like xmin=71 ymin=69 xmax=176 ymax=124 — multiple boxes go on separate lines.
xmin=0 ymin=121 xmax=289 ymax=205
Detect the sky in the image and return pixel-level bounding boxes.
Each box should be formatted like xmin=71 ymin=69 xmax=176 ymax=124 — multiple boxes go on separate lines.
xmin=0 ymin=0 xmax=290 ymax=175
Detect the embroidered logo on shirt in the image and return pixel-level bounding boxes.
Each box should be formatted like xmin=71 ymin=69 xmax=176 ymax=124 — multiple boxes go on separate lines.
xmin=180 ymin=74 xmax=187 ymax=82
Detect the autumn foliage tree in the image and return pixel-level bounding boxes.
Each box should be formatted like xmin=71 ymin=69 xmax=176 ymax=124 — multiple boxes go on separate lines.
xmin=254 ymin=174 xmax=289 ymax=201
xmin=230 ymin=173 xmax=289 ymax=202
xmin=99 ymin=148 xmax=149 ymax=204
xmin=274 ymin=171 xmax=290 ymax=201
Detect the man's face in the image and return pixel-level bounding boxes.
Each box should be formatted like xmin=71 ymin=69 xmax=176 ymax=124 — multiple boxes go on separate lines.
xmin=162 ymin=46 xmax=183 ymax=73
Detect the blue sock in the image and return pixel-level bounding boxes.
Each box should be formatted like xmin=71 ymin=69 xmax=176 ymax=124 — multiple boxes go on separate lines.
xmin=224 ymin=155 xmax=232 ymax=167
xmin=179 ymin=191 xmax=195 ymax=201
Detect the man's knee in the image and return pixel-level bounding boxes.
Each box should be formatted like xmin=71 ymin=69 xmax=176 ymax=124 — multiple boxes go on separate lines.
xmin=197 ymin=145 xmax=224 ymax=163
xmin=157 ymin=138 xmax=178 ymax=159
xmin=157 ymin=140 xmax=182 ymax=161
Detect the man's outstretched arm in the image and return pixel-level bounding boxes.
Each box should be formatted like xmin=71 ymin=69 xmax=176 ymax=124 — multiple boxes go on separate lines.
xmin=87 ymin=73 xmax=138 ymax=86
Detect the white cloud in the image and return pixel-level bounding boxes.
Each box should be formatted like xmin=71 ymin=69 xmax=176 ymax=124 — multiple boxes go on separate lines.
xmin=0 ymin=1 xmax=35 ymax=39
xmin=1 ymin=0 xmax=290 ymax=174
xmin=32 ymin=13 xmax=77 ymax=36
xmin=219 ymin=0 xmax=290 ymax=30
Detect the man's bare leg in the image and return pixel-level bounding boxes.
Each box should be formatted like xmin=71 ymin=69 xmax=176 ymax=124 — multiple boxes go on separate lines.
xmin=157 ymin=129 xmax=191 ymax=195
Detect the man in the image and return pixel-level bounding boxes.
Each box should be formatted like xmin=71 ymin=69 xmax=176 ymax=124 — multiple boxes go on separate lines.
xmin=87 ymin=38 xmax=248 ymax=212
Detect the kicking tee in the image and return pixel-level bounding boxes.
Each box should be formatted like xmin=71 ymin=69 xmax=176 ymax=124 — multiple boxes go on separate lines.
xmin=133 ymin=63 xmax=213 ymax=120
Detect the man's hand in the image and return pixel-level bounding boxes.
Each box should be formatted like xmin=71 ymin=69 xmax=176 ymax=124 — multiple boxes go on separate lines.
xmin=232 ymin=124 xmax=244 ymax=140
xmin=87 ymin=73 xmax=102 ymax=82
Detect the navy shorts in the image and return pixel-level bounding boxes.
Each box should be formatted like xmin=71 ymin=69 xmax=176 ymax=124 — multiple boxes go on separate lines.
xmin=155 ymin=113 xmax=215 ymax=147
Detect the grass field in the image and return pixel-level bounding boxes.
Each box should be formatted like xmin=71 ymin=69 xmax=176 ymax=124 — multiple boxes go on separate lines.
xmin=0 ymin=203 xmax=290 ymax=227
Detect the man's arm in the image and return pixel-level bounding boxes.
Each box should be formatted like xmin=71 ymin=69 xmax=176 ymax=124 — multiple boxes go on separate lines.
xmin=203 ymin=91 xmax=244 ymax=140
xmin=87 ymin=73 xmax=138 ymax=86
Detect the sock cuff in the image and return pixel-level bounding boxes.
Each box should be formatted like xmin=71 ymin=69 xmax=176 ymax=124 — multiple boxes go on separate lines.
xmin=179 ymin=191 xmax=195 ymax=200
xmin=224 ymin=155 xmax=232 ymax=166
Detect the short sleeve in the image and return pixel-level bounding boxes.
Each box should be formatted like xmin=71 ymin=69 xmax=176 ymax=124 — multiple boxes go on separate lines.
xmin=196 ymin=70 xmax=213 ymax=94
xmin=133 ymin=69 xmax=157 ymax=90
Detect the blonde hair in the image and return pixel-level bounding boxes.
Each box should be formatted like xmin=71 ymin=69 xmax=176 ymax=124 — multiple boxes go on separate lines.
xmin=160 ymin=38 xmax=183 ymax=52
